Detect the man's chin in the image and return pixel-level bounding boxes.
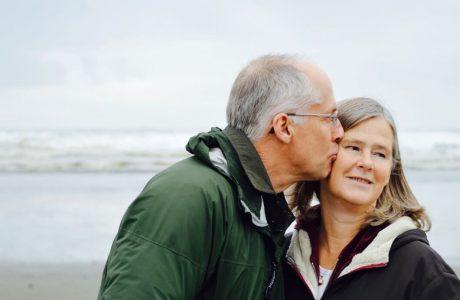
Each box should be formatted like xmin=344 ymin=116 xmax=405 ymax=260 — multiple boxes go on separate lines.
xmin=306 ymin=167 xmax=332 ymax=181
xmin=322 ymin=163 xmax=333 ymax=179
xmin=301 ymin=162 xmax=334 ymax=181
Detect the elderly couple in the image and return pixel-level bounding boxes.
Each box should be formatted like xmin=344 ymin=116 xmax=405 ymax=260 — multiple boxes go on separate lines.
xmin=98 ymin=55 xmax=460 ymax=299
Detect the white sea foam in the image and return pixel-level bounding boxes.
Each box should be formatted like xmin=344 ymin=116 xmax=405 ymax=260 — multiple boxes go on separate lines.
xmin=399 ymin=130 xmax=460 ymax=170
xmin=1 ymin=129 xmax=459 ymax=171
xmin=0 ymin=129 xmax=192 ymax=172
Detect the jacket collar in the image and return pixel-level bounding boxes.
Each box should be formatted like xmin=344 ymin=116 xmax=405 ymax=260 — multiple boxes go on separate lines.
xmin=186 ymin=127 xmax=294 ymax=235
xmin=223 ymin=126 xmax=276 ymax=194
xmin=286 ymin=213 xmax=418 ymax=297
xmin=339 ymin=216 xmax=417 ymax=276
xmin=223 ymin=126 xmax=294 ymax=236
xmin=208 ymin=147 xmax=269 ymax=228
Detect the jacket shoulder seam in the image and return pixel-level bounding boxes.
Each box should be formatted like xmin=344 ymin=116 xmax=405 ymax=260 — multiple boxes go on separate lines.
xmin=120 ymin=228 xmax=205 ymax=270
xmin=418 ymin=271 xmax=459 ymax=297
xmin=220 ymin=258 xmax=265 ymax=268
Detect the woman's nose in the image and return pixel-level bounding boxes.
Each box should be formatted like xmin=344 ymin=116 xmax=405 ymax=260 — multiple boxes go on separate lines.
xmin=357 ymin=152 xmax=373 ymax=170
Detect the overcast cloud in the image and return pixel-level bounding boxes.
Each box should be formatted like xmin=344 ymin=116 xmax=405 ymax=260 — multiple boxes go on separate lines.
xmin=1 ymin=0 xmax=459 ymax=131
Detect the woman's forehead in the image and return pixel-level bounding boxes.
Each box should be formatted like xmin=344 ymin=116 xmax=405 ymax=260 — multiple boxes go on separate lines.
xmin=342 ymin=117 xmax=394 ymax=151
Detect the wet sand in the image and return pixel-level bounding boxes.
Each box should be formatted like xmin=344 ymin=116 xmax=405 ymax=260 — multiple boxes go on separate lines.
xmin=0 ymin=261 xmax=458 ymax=300
xmin=0 ymin=262 xmax=104 ymax=300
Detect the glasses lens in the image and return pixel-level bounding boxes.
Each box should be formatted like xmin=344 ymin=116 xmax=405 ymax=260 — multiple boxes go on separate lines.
xmin=333 ymin=112 xmax=339 ymax=123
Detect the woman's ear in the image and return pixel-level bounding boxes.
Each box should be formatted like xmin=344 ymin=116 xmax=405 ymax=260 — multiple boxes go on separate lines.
xmin=271 ymin=113 xmax=294 ymax=144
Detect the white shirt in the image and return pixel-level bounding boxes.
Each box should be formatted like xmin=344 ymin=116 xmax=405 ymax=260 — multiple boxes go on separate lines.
xmin=317 ymin=266 xmax=333 ymax=299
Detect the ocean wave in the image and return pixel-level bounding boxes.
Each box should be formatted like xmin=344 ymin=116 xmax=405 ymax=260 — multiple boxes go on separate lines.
xmin=0 ymin=129 xmax=191 ymax=172
xmin=1 ymin=129 xmax=460 ymax=172
xmin=399 ymin=131 xmax=460 ymax=170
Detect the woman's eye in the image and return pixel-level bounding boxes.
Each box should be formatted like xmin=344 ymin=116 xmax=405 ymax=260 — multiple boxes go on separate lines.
xmin=347 ymin=146 xmax=360 ymax=151
xmin=374 ymin=152 xmax=386 ymax=158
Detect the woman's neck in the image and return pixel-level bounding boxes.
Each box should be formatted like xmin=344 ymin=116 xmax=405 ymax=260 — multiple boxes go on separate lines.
xmin=318 ymin=194 xmax=370 ymax=268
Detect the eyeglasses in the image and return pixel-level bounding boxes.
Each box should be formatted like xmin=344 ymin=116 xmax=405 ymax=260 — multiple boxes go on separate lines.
xmin=268 ymin=111 xmax=340 ymax=134
xmin=286 ymin=112 xmax=340 ymax=125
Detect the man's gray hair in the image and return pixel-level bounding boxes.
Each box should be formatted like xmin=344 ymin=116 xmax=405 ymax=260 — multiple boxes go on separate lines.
xmin=226 ymin=54 xmax=321 ymax=141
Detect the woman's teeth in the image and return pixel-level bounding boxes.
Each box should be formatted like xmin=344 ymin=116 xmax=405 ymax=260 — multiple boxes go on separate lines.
xmin=350 ymin=177 xmax=372 ymax=184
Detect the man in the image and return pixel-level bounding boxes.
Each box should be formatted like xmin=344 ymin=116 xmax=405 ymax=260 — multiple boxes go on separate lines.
xmin=98 ymin=54 xmax=344 ymax=299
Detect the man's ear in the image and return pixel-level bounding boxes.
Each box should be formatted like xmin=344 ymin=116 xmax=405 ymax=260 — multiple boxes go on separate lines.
xmin=271 ymin=113 xmax=294 ymax=143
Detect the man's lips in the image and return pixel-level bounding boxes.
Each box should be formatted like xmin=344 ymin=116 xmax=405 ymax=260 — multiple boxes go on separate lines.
xmin=329 ymin=151 xmax=338 ymax=162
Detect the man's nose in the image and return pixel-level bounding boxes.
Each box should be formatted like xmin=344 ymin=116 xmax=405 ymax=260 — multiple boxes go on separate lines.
xmin=332 ymin=120 xmax=344 ymax=143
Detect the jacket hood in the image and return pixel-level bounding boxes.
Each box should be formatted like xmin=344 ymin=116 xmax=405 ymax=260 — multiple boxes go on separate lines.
xmin=186 ymin=127 xmax=227 ymax=167
xmin=391 ymin=228 xmax=429 ymax=251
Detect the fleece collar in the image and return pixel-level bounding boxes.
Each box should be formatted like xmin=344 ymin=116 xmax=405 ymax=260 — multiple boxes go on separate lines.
xmin=286 ymin=216 xmax=418 ymax=297
xmin=340 ymin=216 xmax=417 ymax=276
xmin=286 ymin=228 xmax=319 ymax=298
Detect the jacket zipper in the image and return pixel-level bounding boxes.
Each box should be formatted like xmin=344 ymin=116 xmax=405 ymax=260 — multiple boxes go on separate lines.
xmin=264 ymin=261 xmax=277 ymax=300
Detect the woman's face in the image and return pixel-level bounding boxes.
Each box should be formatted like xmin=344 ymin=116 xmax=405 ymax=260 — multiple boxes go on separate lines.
xmin=322 ymin=116 xmax=394 ymax=207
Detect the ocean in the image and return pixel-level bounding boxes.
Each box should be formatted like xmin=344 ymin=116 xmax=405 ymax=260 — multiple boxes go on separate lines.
xmin=1 ymin=128 xmax=460 ymax=172
xmin=0 ymin=129 xmax=460 ymax=267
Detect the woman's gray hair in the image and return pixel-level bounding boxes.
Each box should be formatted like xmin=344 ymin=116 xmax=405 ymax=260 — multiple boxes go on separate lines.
xmin=290 ymin=97 xmax=431 ymax=230
xmin=226 ymin=54 xmax=321 ymax=141
xmin=338 ymin=97 xmax=400 ymax=170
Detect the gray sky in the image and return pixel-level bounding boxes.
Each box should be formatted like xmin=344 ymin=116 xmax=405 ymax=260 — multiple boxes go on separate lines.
xmin=1 ymin=0 xmax=459 ymax=131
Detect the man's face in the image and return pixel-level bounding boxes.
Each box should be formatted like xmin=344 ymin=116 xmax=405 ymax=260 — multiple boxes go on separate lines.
xmin=290 ymin=95 xmax=344 ymax=180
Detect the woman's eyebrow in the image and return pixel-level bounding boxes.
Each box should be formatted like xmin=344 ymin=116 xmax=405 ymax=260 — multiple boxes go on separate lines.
xmin=373 ymin=143 xmax=392 ymax=153
xmin=342 ymin=139 xmax=391 ymax=151
xmin=341 ymin=138 xmax=364 ymax=145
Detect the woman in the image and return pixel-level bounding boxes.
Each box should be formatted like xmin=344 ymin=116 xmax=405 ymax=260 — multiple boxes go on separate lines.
xmin=284 ymin=97 xmax=460 ymax=300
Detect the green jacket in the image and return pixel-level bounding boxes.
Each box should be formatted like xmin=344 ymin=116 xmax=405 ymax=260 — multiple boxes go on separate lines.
xmin=98 ymin=127 xmax=294 ymax=299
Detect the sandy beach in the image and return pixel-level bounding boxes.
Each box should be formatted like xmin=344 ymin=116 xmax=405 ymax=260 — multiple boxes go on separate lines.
xmin=1 ymin=261 xmax=458 ymax=300
xmin=0 ymin=262 xmax=104 ymax=300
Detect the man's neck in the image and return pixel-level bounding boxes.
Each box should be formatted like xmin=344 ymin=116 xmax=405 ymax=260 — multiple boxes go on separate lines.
xmin=253 ymin=142 xmax=296 ymax=193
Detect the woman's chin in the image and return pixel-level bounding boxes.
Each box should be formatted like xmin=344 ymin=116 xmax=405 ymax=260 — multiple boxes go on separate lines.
xmin=339 ymin=194 xmax=375 ymax=208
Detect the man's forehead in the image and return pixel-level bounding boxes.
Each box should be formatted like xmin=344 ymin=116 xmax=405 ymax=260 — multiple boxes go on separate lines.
xmin=297 ymin=61 xmax=335 ymax=112
xmin=308 ymin=98 xmax=337 ymax=113
xmin=298 ymin=61 xmax=331 ymax=85
xmin=298 ymin=61 xmax=334 ymax=99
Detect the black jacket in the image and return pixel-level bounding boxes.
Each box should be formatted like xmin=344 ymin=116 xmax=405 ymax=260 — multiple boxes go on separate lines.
xmin=284 ymin=218 xmax=460 ymax=300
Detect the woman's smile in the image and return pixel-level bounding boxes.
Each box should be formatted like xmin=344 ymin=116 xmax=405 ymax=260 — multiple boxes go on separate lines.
xmin=323 ymin=116 xmax=394 ymax=207
xmin=346 ymin=176 xmax=373 ymax=186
